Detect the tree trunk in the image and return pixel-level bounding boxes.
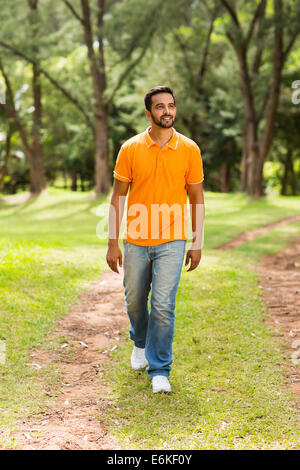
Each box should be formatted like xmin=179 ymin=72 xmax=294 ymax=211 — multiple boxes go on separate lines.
xmin=81 ymin=0 xmax=111 ymax=195
xmin=28 ymin=145 xmax=45 ymax=193
xmin=235 ymin=47 xmax=261 ymax=195
xmin=94 ymin=108 xmax=111 ymax=194
xmin=220 ymin=162 xmax=231 ymax=192
xmin=30 ymin=60 xmax=46 ymax=193
xmin=240 ymin=127 xmax=249 ymax=192
xmin=223 ymin=0 xmax=287 ymax=197
xmin=63 ymin=171 xmax=68 ymax=189
xmin=62 ymin=0 xmax=157 ymax=195
xmin=80 ymin=174 xmax=85 ymax=192
xmin=71 ymin=171 xmax=77 ymax=191
xmin=241 ymin=111 xmax=261 ymax=196
xmin=0 ymin=55 xmax=45 ymax=195
xmin=28 ymin=0 xmax=46 ymax=194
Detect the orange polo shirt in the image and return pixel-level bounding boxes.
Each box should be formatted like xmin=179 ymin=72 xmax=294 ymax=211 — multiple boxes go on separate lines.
xmin=113 ymin=127 xmax=204 ymax=246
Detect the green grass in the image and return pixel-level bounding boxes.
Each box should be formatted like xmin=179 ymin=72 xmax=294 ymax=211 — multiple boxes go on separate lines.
xmin=203 ymin=191 xmax=300 ymax=248
xmin=105 ymin=236 xmax=300 ymax=449
xmin=0 ymin=188 xmax=109 ymax=446
xmin=0 ymin=188 xmax=299 ymax=448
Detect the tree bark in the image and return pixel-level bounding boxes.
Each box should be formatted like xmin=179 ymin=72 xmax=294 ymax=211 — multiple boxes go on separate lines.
xmin=95 ymin=110 xmax=110 ymax=193
xmin=254 ymin=0 xmax=283 ymax=196
xmin=62 ymin=0 xmax=158 ymax=194
xmin=175 ymin=4 xmax=217 ymax=148
xmin=71 ymin=171 xmax=77 ymax=191
xmin=222 ymin=0 xmax=298 ymax=197
xmin=28 ymin=0 xmax=46 ymax=193
xmin=220 ymin=162 xmax=230 ymax=193
xmin=30 ymin=59 xmax=46 ymax=193
xmin=240 ymin=131 xmax=248 ymax=192
xmin=80 ymin=0 xmax=110 ymax=195
xmin=235 ymin=47 xmax=260 ymax=195
xmin=0 ymin=55 xmax=45 ymax=194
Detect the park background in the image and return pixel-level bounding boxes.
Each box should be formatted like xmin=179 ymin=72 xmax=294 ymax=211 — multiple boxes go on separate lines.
xmin=0 ymin=0 xmax=300 ymax=450
xmin=0 ymin=0 xmax=300 ymax=197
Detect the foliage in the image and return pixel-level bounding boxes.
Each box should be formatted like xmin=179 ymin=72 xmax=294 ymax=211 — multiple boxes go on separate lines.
xmin=0 ymin=0 xmax=299 ymax=194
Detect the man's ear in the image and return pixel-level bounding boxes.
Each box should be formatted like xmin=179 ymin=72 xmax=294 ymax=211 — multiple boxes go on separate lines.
xmin=145 ymin=109 xmax=151 ymax=121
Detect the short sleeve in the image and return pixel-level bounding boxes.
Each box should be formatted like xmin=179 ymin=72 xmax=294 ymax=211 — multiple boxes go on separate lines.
xmin=113 ymin=145 xmax=132 ymax=183
xmin=185 ymin=145 xmax=204 ymax=184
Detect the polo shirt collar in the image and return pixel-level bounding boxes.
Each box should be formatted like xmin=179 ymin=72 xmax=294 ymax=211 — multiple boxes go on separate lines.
xmin=144 ymin=126 xmax=179 ymax=150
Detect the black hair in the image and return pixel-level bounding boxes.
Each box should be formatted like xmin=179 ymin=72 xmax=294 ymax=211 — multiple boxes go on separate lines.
xmin=144 ymin=86 xmax=176 ymax=111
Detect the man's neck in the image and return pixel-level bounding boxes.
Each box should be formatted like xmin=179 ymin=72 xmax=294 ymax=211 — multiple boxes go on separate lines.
xmin=149 ymin=126 xmax=174 ymax=148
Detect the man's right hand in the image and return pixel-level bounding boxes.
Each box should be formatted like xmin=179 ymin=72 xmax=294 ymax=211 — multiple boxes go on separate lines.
xmin=106 ymin=242 xmax=123 ymax=273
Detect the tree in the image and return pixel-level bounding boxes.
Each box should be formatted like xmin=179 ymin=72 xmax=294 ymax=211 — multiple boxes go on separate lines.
xmin=0 ymin=0 xmax=162 ymax=195
xmin=61 ymin=0 xmax=162 ymax=195
xmin=172 ymin=0 xmax=220 ymax=146
xmin=0 ymin=0 xmax=46 ymax=194
xmin=272 ymin=75 xmax=300 ymax=195
xmin=220 ymin=0 xmax=300 ymax=196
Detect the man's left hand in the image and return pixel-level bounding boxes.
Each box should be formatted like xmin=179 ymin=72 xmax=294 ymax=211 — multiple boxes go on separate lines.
xmin=185 ymin=249 xmax=201 ymax=272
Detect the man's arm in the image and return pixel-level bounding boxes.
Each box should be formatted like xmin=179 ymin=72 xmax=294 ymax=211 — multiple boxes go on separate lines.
xmin=106 ymin=179 xmax=130 ymax=273
xmin=185 ymin=182 xmax=205 ymax=272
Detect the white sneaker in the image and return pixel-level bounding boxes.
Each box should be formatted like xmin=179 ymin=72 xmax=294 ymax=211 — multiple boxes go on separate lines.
xmin=131 ymin=346 xmax=148 ymax=370
xmin=152 ymin=375 xmax=171 ymax=393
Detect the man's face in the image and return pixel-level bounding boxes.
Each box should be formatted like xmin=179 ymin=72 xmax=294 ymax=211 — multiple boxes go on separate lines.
xmin=146 ymin=93 xmax=176 ymax=128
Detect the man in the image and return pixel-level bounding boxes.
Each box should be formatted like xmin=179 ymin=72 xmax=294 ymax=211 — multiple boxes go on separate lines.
xmin=106 ymin=86 xmax=204 ymax=393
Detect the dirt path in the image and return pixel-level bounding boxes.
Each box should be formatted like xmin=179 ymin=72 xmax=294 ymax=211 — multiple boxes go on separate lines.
xmin=13 ymin=269 xmax=128 ymax=450
xmin=218 ymin=215 xmax=300 ymax=250
xmin=10 ymin=216 xmax=300 ymax=449
xmin=256 ymin=240 xmax=300 ymax=404
xmin=218 ymin=214 xmax=300 ymax=404
xmin=218 ymin=215 xmax=300 ymax=404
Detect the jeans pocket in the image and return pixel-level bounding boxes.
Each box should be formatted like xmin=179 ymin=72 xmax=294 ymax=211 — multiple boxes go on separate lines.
xmin=167 ymin=240 xmax=186 ymax=255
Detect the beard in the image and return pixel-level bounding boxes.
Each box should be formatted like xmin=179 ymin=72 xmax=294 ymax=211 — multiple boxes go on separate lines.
xmin=150 ymin=112 xmax=175 ymax=128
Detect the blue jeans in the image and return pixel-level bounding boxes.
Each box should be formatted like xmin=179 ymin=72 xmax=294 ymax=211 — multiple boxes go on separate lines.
xmin=123 ymin=240 xmax=186 ymax=379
